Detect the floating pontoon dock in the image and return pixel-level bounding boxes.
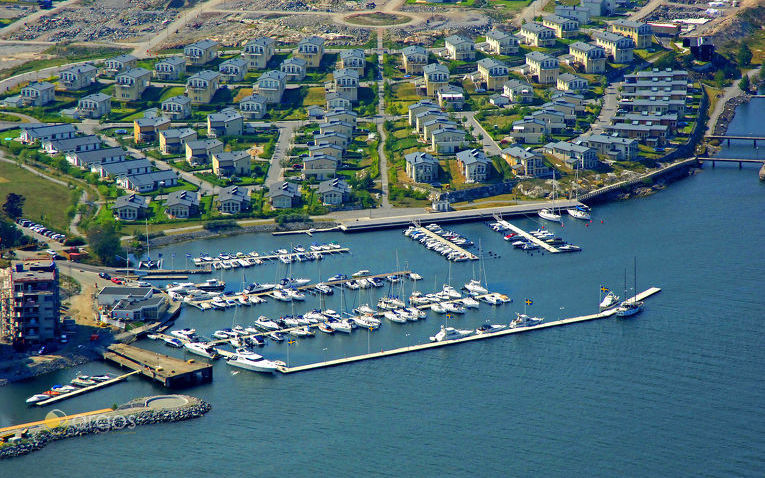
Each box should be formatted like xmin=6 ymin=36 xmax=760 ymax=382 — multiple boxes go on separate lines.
xmin=34 ymin=371 xmax=140 ymax=407
xmin=493 ymin=218 xmax=560 ymax=253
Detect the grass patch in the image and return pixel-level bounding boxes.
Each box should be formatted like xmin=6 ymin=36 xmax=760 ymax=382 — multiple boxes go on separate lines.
xmin=344 ymin=12 xmax=411 ymax=26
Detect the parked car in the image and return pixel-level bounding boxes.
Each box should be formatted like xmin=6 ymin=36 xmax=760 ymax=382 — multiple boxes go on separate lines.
xmin=99 ymin=272 xmax=111 ymax=280
xmin=111 ymin=277 xmax=123 ymax=285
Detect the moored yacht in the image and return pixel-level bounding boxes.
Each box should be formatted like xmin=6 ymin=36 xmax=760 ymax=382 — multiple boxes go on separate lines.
xmin=567 ymin=205 xmax=591 ymax=220
xmin=615 ymin=301 xmax=644 ymax=317
xmin=599 ymin=291 xmax=620 ymax=309
xmin=463 ymin=279 xmax=488 ymax=295
xmin=226 ymin=349 xmax=279 ymax=373
xmin=429 ymin=325 xmax=474 ymax=342
xmin=184 ymin=342 xmax=220 ymax=359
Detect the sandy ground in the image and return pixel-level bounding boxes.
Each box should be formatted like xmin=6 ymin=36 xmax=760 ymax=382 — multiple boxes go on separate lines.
xmin=0 ymin=43 xmax=50 ymax=74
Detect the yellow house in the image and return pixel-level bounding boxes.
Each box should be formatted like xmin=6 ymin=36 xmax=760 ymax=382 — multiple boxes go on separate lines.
xmin=611 ymin=20 xmax=652 ymax=49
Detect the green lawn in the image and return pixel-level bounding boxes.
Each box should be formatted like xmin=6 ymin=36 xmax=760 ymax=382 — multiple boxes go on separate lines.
xmin=0 ymin=161 xmax=75 ymax=233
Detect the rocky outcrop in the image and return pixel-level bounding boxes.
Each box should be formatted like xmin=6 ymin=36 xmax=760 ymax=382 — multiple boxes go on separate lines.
xmin=714 ymin=94 xmax=751 ymax=136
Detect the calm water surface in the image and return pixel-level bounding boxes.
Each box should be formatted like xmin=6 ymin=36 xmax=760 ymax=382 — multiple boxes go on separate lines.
xmin=0 ymin=101 xmax=763 ymax=476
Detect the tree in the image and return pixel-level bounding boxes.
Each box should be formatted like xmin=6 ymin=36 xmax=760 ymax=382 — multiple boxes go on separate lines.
xmin=759 ymin=67 xmax=765 ymax=82
xmin=714 ymin=70 xmax=726 ymax=87
xmin=2 ymin=193 xmax=25 ymax=220
xmin=739 ymin=74 xmax=750 ymax=92
xmin=737 ymin=44 xmax=753 ymax=67
xmin=86 ymin=222 xmax=123 ymax=266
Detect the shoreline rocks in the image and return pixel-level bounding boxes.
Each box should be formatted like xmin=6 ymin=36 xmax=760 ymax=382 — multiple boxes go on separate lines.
xmin=0 ymin=396 xmax=211 ymax=460
xmin=714 ymin=94 xmax=751 ymax=136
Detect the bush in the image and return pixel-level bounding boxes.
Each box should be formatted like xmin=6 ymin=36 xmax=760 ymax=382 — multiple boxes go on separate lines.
xmin=64 ymin=236 xmax=86 ymax=246
xmin=203 ymin=219 xmax=239 ymax=231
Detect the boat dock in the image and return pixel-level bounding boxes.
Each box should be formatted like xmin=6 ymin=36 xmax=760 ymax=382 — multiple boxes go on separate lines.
xmin=277 ymin=287 xmax=661 ymax=374
xmin=34 ymin=371 xmax=140 ymax=407
xmin=272 ymin=226 xmax=342 ymax=236
xmin=412 ymin=226 xmax=478 ymax=260
xmin=493 ymin=218 xmax=561 ymax=253
xmin=103 ymin=344 xmax=213 ymax=388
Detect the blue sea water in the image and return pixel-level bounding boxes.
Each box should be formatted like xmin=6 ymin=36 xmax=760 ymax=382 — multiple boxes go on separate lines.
xmin=0 ymin=100 xmax=763 ymax=476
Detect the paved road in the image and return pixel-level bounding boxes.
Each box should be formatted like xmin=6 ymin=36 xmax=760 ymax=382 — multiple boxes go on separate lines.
xmin=375 ymin=31 xmax=392 ymax=209
xmin=514 ymin=0 xmax=554 ymax=27
xmin=456 ymin=111 xmax=503 ymax=156
xmin=590 ymin=82 xmax=620 ymax=134
xmin=265 ymin=120 xmax=302 ymax=190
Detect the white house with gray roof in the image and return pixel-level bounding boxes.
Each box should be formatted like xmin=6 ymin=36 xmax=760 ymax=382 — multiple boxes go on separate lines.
xmin=456 ymin=149 xmax=491 ymax=183
xmin=296 ymin=36 xmax=325 ymax=68
xmin=164 ymin=190 xmax=199 ymax=218
xmin=339 ymin=49 xmax=366 ymax=74
xmin=21 ymin=82 xmax=54 ymax=106
xmin=239 ymin=93 xmax=268 ymax=119
xmin=111 ymin=194 xmax=149 ymax=221
xmin=103 ymin=54 xmax=137 ymax=76
xmin=154 ymin=56 xmax=186 ymax=81
xmin=243 ymin=37 xmax=275 ymax=70
xmin=486 ymin=29 xmax=519 ymax=55
xmin=161 ymin=95 xmax=192 ymax=120
xmin=445 ymin=35 xmax=474 ymax=61
xmin=254 ymin=70 xmax=287 ymax=104
xmin=186 ymin=70 xmax=221 ymax=104
xmin=219 ymin=57 xmax=248 ymax=83
xmin=218 ymin=185 xmax=251 ymax=214
xmin=76 ymin=93 xmax=111 ymax=118
xmin=405 ymin=151 xmax=439 ymax=183
xmin=184 ymin=39 xmax=219 ymax=66
xmin=115 ymin=68 xmax=151 ymax=101
xmin=59 ymin=64 xmax=97 ymax=90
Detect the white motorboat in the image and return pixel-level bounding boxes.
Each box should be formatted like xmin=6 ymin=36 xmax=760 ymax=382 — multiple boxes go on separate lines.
xmin=162 ymin=337 xmax=183 ymax=348
xmin=212 ymin=329 xmax=232 ymax=340
xmin=405 ymin=307 xmax=426 ymax=319
xmin=475 ymin=324 xmax=508 ymax=334
xmin=352 ymin=315 xmax=381 ymax=328
xmin=352 ymin=269 xmax=370 ymax=277
xmin=599 ymin=291 xmax=620 ymax=309
xmin=442 ymin=302 xmax=466 ymax=314
xmin=255 ymin=316 xmax=280 ymax=331
xmin=460 ymin=297 xmax=480 ymax=308
xmin=26 ymin=394 xmax=50 ymax=405
xmin=430 ymin=303 xmax=447 ymax=314
xmin=184 ymin=342 xmax=220 ymax=359
xmin=463 ymin=279 xmax=488 ymax=295
xmin=330 ymin=320 xmax=353 ymax=333
xmin=283 ymin=317 xmax=300 ymax=327
xmin=384 ymin=310 xmax=407 ymax=323
xmin=226 ymin=349 xmax=279 ymax=373
xmin=249 ymin=295 xmax=266 ymax=304
xmin=270 ymin=290 xmax=292 ymax=302
xmin=429 ymin=325 xmax=474 ymax=342
xmin=408 ymin=272 xmax=423 ymax=280
xmin=615 ymin=301 xmax=643 ymax=317
xmin=170 ymin=328 xmax=196 ymax=340
xmin=441 ymin=284 xmax=461 ymax=299
xmin=285 ymin=289 xmax=305 ymax=301
xmin=510 ymin=313 xmax=543 ymax=328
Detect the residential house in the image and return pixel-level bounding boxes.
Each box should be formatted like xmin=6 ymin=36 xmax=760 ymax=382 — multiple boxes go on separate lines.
xmin=114 ymin=68 xmax=151 ymax=101
xmin=21 ymin=82 xmax=54 ymax=106
xmin=1 ymin=260 xmax=61 ymax=347
xmin=303 ymin=154 xmax=338 ymax=180
xmin=218 ymin=185 xmax=250 ymax=213
xmin=531 ymin=109 xmax=567 ymax=133
xmin=405 ymin=151 xmax=439 ymax=183
xmin=133 ymin=116 xmax=170 ymax=143
xmin=309 ymin=143 xmax=344 ymax=161
xmin=555 ymin=5 xmax=590 ymax=24
xmin=165 ymin=190 xmax=200 ymax=218
xmin=58 ymin=64 xmax=97 ymax=90
xmin=455 ymin=149 xmax=491 ymax=183
xmin=543 ymin=15 xmax=579 ymax=39
xmin=618 ymin=98 xmax=685 ymax=116
xmin=242 ymin=37 xmax=275 ymax=70
xmin=544 ymin=140 xmax=599 ymax=168
xmin=333 ymin=68 xmax=359 ymax=102
xmin=490 ymin=94 xmax=509 ymax=107
xmin=324 ymin=108 xmax=358 ymax=125
xmin=594 ymin=31 xmax=635 ymax=64
xmin=154 ymin=56 xmax=186 ymax=81
xmin=578 ymin=134 xmax=638 ymax=161
xmin=319 ymin=120 xmax=354 ymax=138
xmin=541 ymin=99 xmax=578 ymax=122
xmin=239 ymin=93 xmax=268 ymax=119
xmin=551 ymin=91 xmax=586 ymax=112
xmin=625 ymin=68 xmax=688 ymax=83
xmin=430 ymin=125 xmax=467 ymax=154
xmin=184 ymin=39 xmax=219 ymax=66
xmin=212 ymin=150 xmax=250 ymax=177
xmin=103 ymin=54 xmax=137 ymax=76
xmin=94 ymin=158 xmax=152 ymax=179
xmin=281 ymin=57 xmax=307 ymax=81
xmin=254 ymin=70 xmax=287 ymax=104
xmin=423 ymin=63 xmax=450 ymax=96
xmin=318 ymin=178 xmax=350 ymax=206
xmin=683 ymin=36 xmax=715 ymax=62
xmin=569 ymin=42 xmax=606 ymax=74
xmin=19 ymin=124 xmax=77 ymax=144
xmin=326 ymin=92 xmax=352 ymax=111
xmin=313 ymin=132 xmax=350 ymax=148
xmin=296 ymin=36 xmax=325 ymax=68
xmin=437 ymin=85 xmax=465 ymax=110
xmin=111 ymin=194 xmax=148 ymax=221
xmin=207 ymin=108 xmax=243 ymax=137
xmin=485 ymin=29 xmax=519 ymax=55
xmin=307 ymin=105 xmax=325 ymax=120
xmin=401 ymin=46 xmax=428 ymax=74
xmin=511 ymin=118 xmax=547 ymax=143
xmin=267 ymin=181 xmax=300 ymax=209
xmin=118 ymin=170 xmax=178 ymax=193
xmin=556 ymin=72 xmax=589 ymax=92
xmin=186 ymin=70 xmax=221 ymax=104
xmin=612 ymin=112 xmax=678 ymax=132
xmin=604 ymin=122 xmax=668 ymax=145
xmin=76 ymin=93 xmax=111 ymax=119
xmin=422 ymin=118 xmax=456 ymax=142
xmin=519 ymin=23 xmax=556 ymax=48
xmin=445 ymin=35 xmax=475 ymax=61
xmin=159 ymin=128 xmax=197 ymax=154
xmin=526 ymin=52 xmax=559 ymax=84
xmin=185 ymin=138 xmax=223 ymax=166
xmin=581 ymin=0 xmax=615 ymax=16
xmin=408 ymin=100 xmax=441 ymax=126
xmin=42 ymin=135 xmax=101 ymax=155
xmin=476 ymin=58 xmax=508 ymax=91
xmin=66 ymin=146 xmax=126 ymax=168
xmin=339 ymin=49 xmax=366 ymax=75
xmin=611 ymin=20 xmax=652 ymax=49
xmin=219 ymin=57 xmax=248 ymax=83
xmin=503 ymin=79 xmax=534 ymax=103
xmin=161 ymin=95 xmax=192 ymax=120
xmin=414 ymin=109 xmax=447 ymax=133
xmin=501 ymin=146 xmax=550 ymax=177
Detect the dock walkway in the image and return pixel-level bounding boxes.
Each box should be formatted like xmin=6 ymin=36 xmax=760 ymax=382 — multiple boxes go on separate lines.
xmin=494 ymin=219 xmax=560 ymax=253
xmin=413 ymin=227 xmax=478 ymax=260
xmin=34 ymin=371 xmax=140 ymax=407
xmin=103 ymin=344 xmax=212 ymax=388
xmin=278 ymin=287 xmax=661 ymax=374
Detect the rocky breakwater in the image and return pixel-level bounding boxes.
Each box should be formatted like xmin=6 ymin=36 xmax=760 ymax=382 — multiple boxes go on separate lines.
xmin=714 ymin=94 xmax=751 ymax=136
xmin=0 ymin=395 xmax=211 ymax=460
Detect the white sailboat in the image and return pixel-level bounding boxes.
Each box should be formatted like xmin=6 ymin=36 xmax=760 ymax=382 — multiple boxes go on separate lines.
xmin=567 ymin=158 xmax=592 ymax=220
xmin=538 ymin=171 xmax=562 ymax=222
xmin=616 ymin=258 xmax=644 ymax=317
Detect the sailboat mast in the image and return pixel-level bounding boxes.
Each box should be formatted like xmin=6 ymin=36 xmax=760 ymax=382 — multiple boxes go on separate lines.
xmin=634 ymin=256 xmax=637 ymax=301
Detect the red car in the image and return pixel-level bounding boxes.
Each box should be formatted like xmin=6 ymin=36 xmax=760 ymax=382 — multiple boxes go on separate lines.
xmin=110 ymin=277 xmax=123 ymax=285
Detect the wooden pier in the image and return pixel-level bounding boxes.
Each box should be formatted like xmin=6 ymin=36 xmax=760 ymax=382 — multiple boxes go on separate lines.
xmin=34 ymin=371 xmax=140 ymax=407
xmin=103 ymin=344 xmax=212 ymax=388
xmin=277 ymin=287 xmax=662 ymax=374
xmin=413 ymin=226 xmax=478 ymax=260
xmin=493 ymin=218 xmax=560 ymax=253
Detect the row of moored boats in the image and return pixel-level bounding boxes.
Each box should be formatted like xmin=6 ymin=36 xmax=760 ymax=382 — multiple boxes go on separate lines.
xmin=192 ymin=243 xmax=346 ymax=269
xmin=26 ymin=374 xmax=114 ymax=405
xmin=404 ymin=224 xmax=475 ymax=262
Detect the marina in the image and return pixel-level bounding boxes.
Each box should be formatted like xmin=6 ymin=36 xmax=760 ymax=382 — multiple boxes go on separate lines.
xmin=489 ymin=217 xmax=573 ymax=253
xmin=404 ymin=223 xmax=478 ymax=261
xmin=190 ymin=243 xmax=350 ymax=269
xmin=278 ymin=287 xmax=661 ymax=374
